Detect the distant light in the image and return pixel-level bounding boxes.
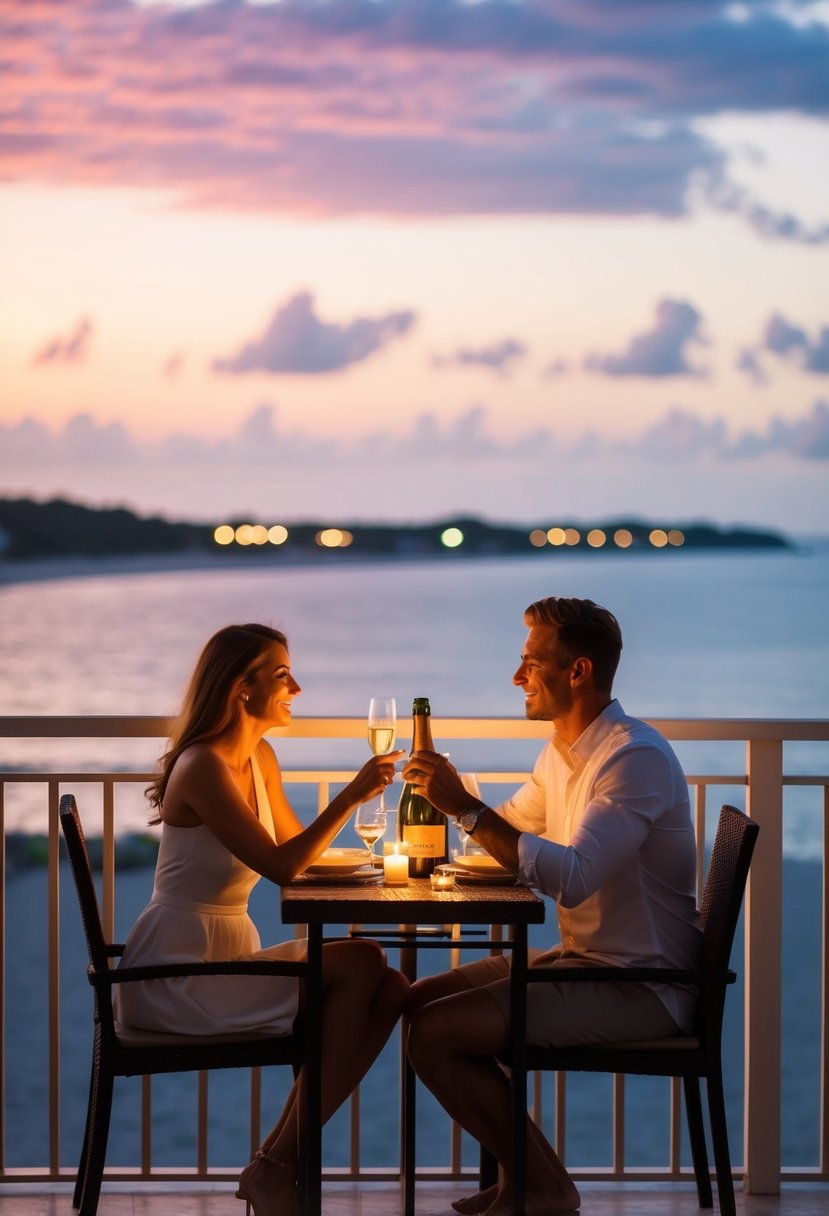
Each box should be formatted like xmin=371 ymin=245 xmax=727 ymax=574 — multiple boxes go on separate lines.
xmin=268 ymin=525 xmax=288 ymax=545
xmin=547 ymin=527 xmax=566 ymax=546
xmin=668 ymin=529 xmax=685 ymax=547
xmin=250 ymin=524 xmax=269 ymax=545
xmin=339 ymin=529 xmax=354 ymax=548
xmin=235 ymin=524 xmax=254 ymax=546
xmin=586 ymin=529 xmax=606 ymax=548
xmin=529 ymin=529 xmax=547 ymax=548
xmin=317 ymin=528 xmax=343 ymax=548
xmin=214 ymin=525 xmax=235 ymax=546
xmin=441 ymin=527 xmax=464 ymax=548
xmin=649 ymin=529 xmax=669 ymax=548
xmin=613 ymin=529 xmax=633 ymax=549
xmin=564 ymin=528 xmax=580 ymax=546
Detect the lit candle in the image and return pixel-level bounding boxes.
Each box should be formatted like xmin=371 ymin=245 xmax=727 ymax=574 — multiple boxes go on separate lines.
xmin=383 ymin=846 xmax=409 ymax=886
xmin=430 ymin=864 xmax=456 ymax=891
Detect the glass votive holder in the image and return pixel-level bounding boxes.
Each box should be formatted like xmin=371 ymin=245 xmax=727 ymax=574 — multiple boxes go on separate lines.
xmin=383 ymin=842 xmax=409 ymax=887
xmin=430 ymin=863 xmax=456 ymax=891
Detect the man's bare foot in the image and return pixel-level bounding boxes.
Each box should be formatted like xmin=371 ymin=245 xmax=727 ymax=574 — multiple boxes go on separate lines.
xmin=451 ymin=1184 xmax=498 ymax=1214
xmin=483 ymin=1180 xmax=581 ymax=1215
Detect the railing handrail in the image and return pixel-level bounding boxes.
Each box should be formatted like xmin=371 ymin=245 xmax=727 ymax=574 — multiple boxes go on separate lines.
xmin=2 ymin=714 xmax=829 ymax=740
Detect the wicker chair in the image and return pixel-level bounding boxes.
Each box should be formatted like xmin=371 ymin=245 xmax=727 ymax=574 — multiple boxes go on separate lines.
xmin=500 ymin=802 xmax=759 ymax=1216
xmin=59 ymin=793 xmax=322 ymax=1216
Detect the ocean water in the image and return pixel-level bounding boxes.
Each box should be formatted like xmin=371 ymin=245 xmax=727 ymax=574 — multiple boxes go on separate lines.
xmin=2 ymin=547 xmax=828 ymax=1172
xmin=2 ymin=544 xmax=828 ymax=853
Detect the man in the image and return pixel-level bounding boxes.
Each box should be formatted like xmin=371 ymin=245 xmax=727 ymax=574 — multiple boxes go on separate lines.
xmin=403 ymin=596 xmax=701 ymax=1216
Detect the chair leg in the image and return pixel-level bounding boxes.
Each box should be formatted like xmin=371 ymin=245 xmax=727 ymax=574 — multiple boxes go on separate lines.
xmin=73 ymin=1059 xmax=97 ymax=1209
xmin=682 ymin=1075 xmax=713 ymax=1208
xmin=78 ymin=1062 xmax=115 ymax=1216
xmin=706 ymin=1069 xmax=736 ymax=1216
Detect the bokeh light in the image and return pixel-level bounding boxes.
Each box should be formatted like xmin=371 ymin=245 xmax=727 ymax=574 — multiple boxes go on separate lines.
xmin=213 ymin=525 xmax=234 ymax=546
xmin=441 ymin=528 xmax=464 ymax=548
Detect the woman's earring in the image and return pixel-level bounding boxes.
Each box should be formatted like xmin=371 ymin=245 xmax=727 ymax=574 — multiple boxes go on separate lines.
xmin=242 ymin=692 xmax=250 ymax=703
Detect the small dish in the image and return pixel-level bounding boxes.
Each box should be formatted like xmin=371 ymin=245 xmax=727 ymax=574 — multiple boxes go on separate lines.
xmin=296 ymin=867 xmax=383 ymax=885
xmin=304 ymin=848 xmax=374 ymax=876
xmin=453 ymin=854 xmax=511 ymax=876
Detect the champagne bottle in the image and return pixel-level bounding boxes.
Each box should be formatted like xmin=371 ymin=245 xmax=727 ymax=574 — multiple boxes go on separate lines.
xmin=397 ymin=697 xmax=448 ymax=877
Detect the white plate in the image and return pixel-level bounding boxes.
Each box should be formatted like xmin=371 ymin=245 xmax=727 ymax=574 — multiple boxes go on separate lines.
xmin=454 ymin=871 xmax=517 ymax=886
xmin=304 ymin=848 xmax=374 ymax=876
xmin=453 ymin=854 xmax=511 ymax=876
xmin=296 ymin=868 xmax=383 ymax=886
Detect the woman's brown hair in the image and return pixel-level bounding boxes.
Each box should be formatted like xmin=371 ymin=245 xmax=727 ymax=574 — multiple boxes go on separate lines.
xmin=146 ymin=623 xmax=287 ymax=820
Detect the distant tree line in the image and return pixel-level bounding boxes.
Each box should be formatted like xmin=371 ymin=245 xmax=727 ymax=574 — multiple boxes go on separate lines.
xmin=0 ymin=496 xmax=790 ymax=561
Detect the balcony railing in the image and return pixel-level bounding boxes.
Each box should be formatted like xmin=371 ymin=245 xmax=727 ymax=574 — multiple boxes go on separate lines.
xmin=1 ymin=714 xmax=828 ymax=1195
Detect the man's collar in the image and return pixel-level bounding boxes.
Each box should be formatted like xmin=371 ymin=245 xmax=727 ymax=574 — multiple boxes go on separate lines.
xmin=552 ymin=699 xmax=623 ymax=762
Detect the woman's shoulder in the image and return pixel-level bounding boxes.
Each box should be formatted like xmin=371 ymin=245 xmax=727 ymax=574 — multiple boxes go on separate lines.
xmin=170 ymin=742 xmax=227 ymax=783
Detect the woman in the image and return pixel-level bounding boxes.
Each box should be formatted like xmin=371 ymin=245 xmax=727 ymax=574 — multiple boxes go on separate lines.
xmin=116 ymin=623 xmax=409 ymax=1216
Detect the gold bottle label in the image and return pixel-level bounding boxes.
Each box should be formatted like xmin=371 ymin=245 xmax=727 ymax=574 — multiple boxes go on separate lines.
xmin=402 ymin=825 xmax=445 ymax=858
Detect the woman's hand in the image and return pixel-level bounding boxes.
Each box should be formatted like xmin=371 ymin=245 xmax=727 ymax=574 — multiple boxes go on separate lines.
xmin=346 ymin=749 xmax=406 ymax=806
xmin=402 ymin=750 xmax=475 ymax=818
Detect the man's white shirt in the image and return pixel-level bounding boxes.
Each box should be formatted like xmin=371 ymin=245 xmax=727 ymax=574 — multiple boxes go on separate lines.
xmin=496 ymin=699 xmax=702 ymax=1030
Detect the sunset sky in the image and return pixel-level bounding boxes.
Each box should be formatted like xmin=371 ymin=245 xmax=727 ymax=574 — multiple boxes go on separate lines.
xmin=1 ymin=0 xmax=828 ymax=532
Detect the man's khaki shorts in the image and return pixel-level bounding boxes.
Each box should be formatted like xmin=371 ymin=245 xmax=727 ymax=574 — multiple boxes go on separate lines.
xmin=456 ymin=948 xmax=681 ymax=1047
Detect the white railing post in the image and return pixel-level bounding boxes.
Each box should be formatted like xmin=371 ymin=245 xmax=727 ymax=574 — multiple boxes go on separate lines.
xmin=744 ymin=738 xmax=784 ymax=1194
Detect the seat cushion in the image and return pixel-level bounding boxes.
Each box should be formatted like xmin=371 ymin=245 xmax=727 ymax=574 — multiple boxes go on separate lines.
xmin=114 ymin=1020 xmax=288 ymax=1048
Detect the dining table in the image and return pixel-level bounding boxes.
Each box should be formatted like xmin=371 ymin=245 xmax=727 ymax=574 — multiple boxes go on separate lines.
xmin=280 ymin=872 xmax=546 ymax=1216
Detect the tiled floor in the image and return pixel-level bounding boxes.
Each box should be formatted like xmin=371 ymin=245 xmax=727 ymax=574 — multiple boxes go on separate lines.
xmin=1 ymin=1183 xmax=828 ymax=1215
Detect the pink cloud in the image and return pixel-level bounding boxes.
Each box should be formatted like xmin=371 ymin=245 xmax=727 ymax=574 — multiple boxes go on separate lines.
xmin=31 ymin=317 xmax=94 ymax=367
xmin=212 ymin=292 xmax=416 ymax=375
xmin=1 ymin=0 xmax=826 ymax=233
xmin=584 ymin=299 xmax=709 ymax=379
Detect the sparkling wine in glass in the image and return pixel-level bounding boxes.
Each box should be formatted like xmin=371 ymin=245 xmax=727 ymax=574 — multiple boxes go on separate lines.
xmin=355 ymin=803 xmax=387 ymax=866
xmin=455 ymin=772 xmax=482 ymax=857
xmin=368 ymin=697 xmax=396 ymax=813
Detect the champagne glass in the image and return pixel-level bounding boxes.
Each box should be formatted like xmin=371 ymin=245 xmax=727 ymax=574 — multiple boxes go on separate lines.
xmin=355 ymin=802 xmax=387 ymax=867
xmin=368 ymin=697 xmax=396 ymax=812
xmin=455 ymin=772 xmax=482 ymax=857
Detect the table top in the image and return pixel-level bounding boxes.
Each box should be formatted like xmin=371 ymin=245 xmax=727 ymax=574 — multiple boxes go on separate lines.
xmin=280 ymin=876 xmax=545 ymax=926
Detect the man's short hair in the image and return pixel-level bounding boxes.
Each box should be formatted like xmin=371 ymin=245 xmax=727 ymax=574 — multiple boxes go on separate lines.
xmin=524 ymin=597 xmax=623 ymax=692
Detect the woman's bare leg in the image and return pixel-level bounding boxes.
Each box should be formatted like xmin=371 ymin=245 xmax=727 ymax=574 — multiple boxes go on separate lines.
xmin=408 ymin=987 xmax=580 ymax=1216
xmin=262 ymin=940 xmax=409 ymax=1158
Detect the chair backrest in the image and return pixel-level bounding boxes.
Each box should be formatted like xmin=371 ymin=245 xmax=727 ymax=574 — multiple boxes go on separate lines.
xmin=60 ymin=793 xmax=114 ymax=979
xmin=696 ymin=804 xmax=759 ymax=1038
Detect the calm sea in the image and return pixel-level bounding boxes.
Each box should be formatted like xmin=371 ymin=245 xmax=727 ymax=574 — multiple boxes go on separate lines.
xmin=2 ymin=548 xmax=828 ymax=1172
xmin=2 ymin=545 xmax=828 ymax=854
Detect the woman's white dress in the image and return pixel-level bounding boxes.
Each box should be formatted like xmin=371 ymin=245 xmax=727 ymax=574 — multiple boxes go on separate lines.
xmin=115 ymin=755 xmax=302 ymax=1035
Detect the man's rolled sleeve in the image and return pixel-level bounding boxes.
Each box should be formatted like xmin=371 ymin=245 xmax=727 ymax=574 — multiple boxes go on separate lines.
xmin=518 ymin=831 xmax=564 ymax=898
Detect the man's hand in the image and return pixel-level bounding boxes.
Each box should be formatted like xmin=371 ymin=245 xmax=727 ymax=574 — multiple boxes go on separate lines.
xmin=404 ymin=749 xmax=521 ymax=875
xmin=402 ymin=750 xmax=479 ymax=819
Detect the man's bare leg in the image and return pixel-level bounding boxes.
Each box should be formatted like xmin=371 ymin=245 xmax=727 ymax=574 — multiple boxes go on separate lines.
xmin=408 ymin=987 xmax=580 ymax=1215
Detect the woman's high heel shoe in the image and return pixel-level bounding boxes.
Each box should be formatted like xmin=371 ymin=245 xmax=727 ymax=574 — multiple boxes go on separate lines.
xmin=235 ymin=1148 xmax=296 ymax=1216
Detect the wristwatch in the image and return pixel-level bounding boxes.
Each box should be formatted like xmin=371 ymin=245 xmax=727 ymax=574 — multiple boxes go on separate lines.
xmin=458 ymin=801 xmax=487 ymax=836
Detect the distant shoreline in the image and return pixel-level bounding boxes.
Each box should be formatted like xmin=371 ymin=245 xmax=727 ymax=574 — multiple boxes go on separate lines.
xmin=2 ymin=537 xmax=823 ymax=591
xmin=0 ymin=550 xmax=310 ymax=588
